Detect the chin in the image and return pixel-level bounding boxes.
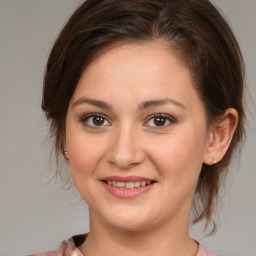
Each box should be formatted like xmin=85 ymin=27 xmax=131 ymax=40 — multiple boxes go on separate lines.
xmin=100 ymin=206 xmax=160 ymax=232
xmin=110 ymin=219 xmax=154 ymax=232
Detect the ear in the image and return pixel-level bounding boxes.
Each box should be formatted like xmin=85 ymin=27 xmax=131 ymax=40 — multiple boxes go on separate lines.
xmin=62 ymin=138 xmax=69 ymax=159
xmin=203 ymin=108 xmax=238 ymax=165
xmin=63 ymin=150 xmax=69 ymax=159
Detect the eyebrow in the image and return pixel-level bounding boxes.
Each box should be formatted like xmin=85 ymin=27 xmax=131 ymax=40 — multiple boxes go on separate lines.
xmin=72 ymin=97 xmax=185 ymax=110
xmin=138 ymin=98 xmax=186 ymax=110
xmin=72 ymin=97 xmax=112 ymax=109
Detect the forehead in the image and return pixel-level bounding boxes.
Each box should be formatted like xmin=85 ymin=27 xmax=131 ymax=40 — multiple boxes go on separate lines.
xmin=89 ymin=40 xmax=186 ymax=76
xmin=71 ymin=41 xmax=201 ymax=110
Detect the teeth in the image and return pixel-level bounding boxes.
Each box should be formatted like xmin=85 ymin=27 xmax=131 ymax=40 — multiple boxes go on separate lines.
xmin=125 ymin=182 xmax=134 ymax=189
xmin=117 ymin=182 xmax=125 ymax=188
xmin=106 ymin=180 xmax=152 ymax=188
xmin=134 ymin=181 xmax=140 ymax=188
xmin=141 ymin=181 xmax=146 ymax=186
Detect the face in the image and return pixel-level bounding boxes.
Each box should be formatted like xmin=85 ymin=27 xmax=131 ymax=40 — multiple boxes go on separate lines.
xmin=65 ymin=41 xmax=210 ymax=231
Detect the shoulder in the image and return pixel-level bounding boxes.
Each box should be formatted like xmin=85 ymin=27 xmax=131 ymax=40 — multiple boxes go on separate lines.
xmin=27 ymin=234 xmax=86 ymax=256
xmin=197 ymin=243 xmax=221 ymax=256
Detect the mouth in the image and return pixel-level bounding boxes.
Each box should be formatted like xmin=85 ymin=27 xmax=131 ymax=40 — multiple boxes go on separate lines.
xmin=101 ymin=176 xmax=156 ymax=199
xmin=102 ymin=180 xmax=155 ymax=189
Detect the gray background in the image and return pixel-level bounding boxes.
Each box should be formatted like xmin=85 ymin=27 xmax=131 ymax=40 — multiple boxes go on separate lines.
xmin=0 ymin=1 xmax=255 ymax=255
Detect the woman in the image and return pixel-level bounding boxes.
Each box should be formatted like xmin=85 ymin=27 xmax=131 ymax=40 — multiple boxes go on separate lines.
xmin=31 ymin=0 xmax=245 ymax=255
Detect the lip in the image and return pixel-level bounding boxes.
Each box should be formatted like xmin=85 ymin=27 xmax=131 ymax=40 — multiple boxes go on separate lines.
xmin=101 ymin=176 xmax=156 ymax=199
xmin=101 ymin=176 xmax=154 ymax=182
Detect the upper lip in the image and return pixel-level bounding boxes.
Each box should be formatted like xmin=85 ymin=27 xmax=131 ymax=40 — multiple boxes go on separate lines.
xmin=101 ymin=176 xmax=155 ymax=182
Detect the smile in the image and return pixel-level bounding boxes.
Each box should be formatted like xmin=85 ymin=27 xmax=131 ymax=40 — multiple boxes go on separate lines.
xmin=101 ymin=176 xmax=156 ymax=199
xmin=104 ymin=180 xmax=153 ymax=189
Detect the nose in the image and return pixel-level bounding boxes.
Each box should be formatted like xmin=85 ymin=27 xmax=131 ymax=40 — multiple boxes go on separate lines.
xmin=107 ymin=126 xmax=145 ymax=169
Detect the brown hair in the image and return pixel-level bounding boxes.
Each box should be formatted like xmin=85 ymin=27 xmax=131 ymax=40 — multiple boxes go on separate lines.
xmin=42 ymin=0 xmax=245 ymax=233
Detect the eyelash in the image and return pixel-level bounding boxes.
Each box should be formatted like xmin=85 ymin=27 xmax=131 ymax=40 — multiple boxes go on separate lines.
xmin=80 ymin=113 xmax=111 ymax=129
xmin=144 ymin=114 xmax=176 ymax=129
xmin=80 ymin=113 xmax=176 ymax=129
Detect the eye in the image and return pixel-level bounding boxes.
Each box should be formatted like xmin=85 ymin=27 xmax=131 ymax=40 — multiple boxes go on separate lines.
xmin=144 ymin=114 xmax=175 ymax=128
xmin=81 ymin=113 xmax=111 ymax=128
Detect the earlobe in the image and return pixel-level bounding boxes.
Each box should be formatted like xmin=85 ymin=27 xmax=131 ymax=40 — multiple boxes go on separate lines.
xmin=63 ymin=143 xmax=69 ymax=159
xmin=203 ymin=108 xmax=238 ymax=165
xmin=62 ymin=137 xmax=69 ymax=159
xmin=63 ymin=150 xmax=69 ymax=159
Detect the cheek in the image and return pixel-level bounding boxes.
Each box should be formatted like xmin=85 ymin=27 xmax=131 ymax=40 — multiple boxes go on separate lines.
xmin=148 ymin=129 xmax=206 ymax=185
xmin=69 ymin=143 xmax=104 ymax=174
xmin=66 ymin=134 xmax=107 ymax=203
xmin=66 ymin=124 xmax=106 ymax=179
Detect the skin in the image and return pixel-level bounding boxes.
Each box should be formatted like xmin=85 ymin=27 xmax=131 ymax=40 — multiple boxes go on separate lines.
xmin=64 ymin=41 xmax=238 ymax=256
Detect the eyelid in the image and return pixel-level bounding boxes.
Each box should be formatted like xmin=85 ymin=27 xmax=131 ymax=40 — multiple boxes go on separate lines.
xmin=144 ymin=113 xmax=176 ymax=129
xmin=80 ymin=113 xmax=111 ymax=128
xmin=79 ymin=112 xmax=175 ymax=130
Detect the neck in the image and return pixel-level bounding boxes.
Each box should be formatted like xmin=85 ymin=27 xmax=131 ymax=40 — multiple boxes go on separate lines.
xmin=78 ymin=210 xmax=198 ymax=256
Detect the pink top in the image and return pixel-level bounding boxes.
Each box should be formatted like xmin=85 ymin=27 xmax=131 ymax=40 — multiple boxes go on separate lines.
xmin=28 ymin=234 xmax=220 ymax=256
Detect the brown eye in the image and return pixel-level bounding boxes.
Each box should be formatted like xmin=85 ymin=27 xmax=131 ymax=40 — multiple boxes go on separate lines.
xmin=81 ymin=114 xmax=111 ymax=128
xmin=145 ymin=114 xmax=175 ymax=129
xmin=154 ymin=117 xmax=167 ymax=126
xmin=93 ymin=116 xmax=105 ymax=126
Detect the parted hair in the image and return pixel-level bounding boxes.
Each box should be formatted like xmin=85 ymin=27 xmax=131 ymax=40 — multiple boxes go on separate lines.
xmin=42 ymin=0 xmax=245 ymax=233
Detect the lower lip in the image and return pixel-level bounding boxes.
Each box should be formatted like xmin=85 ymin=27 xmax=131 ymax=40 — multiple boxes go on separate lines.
xmin=102 ymin=182 xmax=155 ymax=199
